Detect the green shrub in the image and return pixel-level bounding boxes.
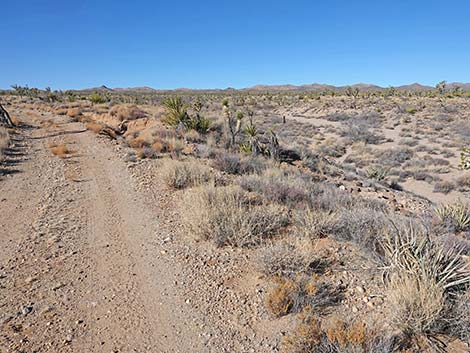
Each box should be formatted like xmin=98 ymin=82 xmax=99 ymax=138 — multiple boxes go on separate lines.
xmin=89 ymin=92 xmax=107 ymax=104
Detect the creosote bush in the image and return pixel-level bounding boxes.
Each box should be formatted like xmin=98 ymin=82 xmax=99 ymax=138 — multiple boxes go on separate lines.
xmin=182 ymin=185 xmax=288 ymax=247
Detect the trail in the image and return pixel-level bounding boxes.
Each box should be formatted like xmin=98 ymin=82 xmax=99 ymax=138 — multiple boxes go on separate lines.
xmin=0 ymin=113 xmax=204 ymax=352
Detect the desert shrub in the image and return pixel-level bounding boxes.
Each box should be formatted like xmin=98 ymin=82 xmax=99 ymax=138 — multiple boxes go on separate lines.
xmin=212 ymin=153 xmax=241 ymax=174
xmin=325 ymin=112 xmax=352 ymax=122
xmin=375 ymin=147 xmax=413 ymax=167
xmin=294 ymin=208 xmax=338 ymax=239
xmin=449 ymin=290 xmax=470 ymax=344
xmin=255 ymin=242 xmax=309 ymax=278
xmin=166 ymin=137 xmax=185 ymax=155
xmin=110 ymin=105 xmax=146 ymax=121
xmin=314 ymin=140 xmax=346 ymax=158
xmin=266 ymin=276 xmax=342 ymax=318
xmin=239 ymin=168 xmax=310 ymax=205
xmin=89 ymin=93 xmax=107 ymax=104
xmin=183 ymin=185 xmax=288 ymax=247
xmin=284 ymin=314 xmax=404 ymax=353
xmin=212 ymin=153 xmax=267 ymax=175
xmin=161 ymin=159 xmax=212 ymax=189
xmin=340 ymin=123 xmax=384 ymax=144
xmin=456 ymin=173 xmax=470 ymax=190
xmin=433 ymin=180 xmax=455 ymax=194
xmin=405 ymin=106 xmax=417 ymax=114
xmin=331 ymin=208 xmax=389 ymax=255
xmin=383 ymin=224 xmax=470 ymax=337
xmin=308 ymin=182 xmax=386 ymax=212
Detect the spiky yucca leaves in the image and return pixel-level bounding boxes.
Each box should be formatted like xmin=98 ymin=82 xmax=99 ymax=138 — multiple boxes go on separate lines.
xmin=383 ymin=222 xmax=470 ymax=337
xmin=366 ymin=165 xmax=388 ymax=181
xmin=162 ymin=96 xmax=190 ymax=126
xmin=434 ymin=202 xmax=470 ymax=232
xmin=384 ymin=223 xmax=470 ymax=290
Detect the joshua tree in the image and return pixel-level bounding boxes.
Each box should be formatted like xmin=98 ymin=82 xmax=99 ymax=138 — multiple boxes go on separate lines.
xmin=436 ymin=80 xmax=447 ymax=95
xmin=222 ymin=99 xmax=243 ymax=148
xmin=345 ymin=86 xmax=360 ymax=108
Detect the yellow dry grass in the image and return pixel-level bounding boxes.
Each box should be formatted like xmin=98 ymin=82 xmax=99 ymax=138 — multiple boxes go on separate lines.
xmin=85 ymin=122 xmax=103 ymax=134
xmin=49 ymin=143 xmax=71 ymax=158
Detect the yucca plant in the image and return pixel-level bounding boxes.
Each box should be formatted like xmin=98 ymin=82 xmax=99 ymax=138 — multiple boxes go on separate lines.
xmin=434 ymin=202 xmax=470 ymax=232
xmin=162 ymin=96 xmax=190 ymax=126
xmin=383 ymin=222 xmax=470 ymax=337
xmin=366 ymin=165 xmax=387 ymax=181
xmin=222 ymin=100 xmax=243 ymax=148
xmin=384 ymin=223 xmax=469 ymax=284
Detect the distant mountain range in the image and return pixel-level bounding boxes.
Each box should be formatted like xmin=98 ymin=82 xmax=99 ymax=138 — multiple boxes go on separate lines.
xmin=74 ymin=82 xmax=470 ymax=93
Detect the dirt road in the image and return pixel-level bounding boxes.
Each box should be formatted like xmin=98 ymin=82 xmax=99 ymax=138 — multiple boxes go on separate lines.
xmin=0 ymin=113 xmax=207 ymax=352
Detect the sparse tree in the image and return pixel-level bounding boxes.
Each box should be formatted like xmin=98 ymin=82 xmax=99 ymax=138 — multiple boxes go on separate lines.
xmin=436 ymin=80 xmax=447 ymax=95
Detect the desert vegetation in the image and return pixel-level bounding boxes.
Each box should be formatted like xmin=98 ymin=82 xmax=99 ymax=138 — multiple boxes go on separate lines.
xmin=2 ymin=83 xmax=470 ymax=352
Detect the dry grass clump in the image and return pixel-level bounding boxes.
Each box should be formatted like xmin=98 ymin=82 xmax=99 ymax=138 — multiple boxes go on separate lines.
xmin=109 ymin=104 xmax=146 ymax=121
xmin=284 ymin=314 xmax=404 ymax=353
xmin=161 ymin=158 xmax=212 ymax=189
xmin=49 ymin=143 xmax=71 ymax=158
xmin=266 ymin=276 xmax=341 ymax=318
xmin=66 ymin=107 xmax=82 ymax=119
xmin=182 ymin=185 xmax=288 ymax=247
xmin=383 ymin=224 xmax=470 ymax=339
xmin=294 ymin=208 xmax=338 ymax=239
xmin=85 ymin=122 xmax=104 ymax=134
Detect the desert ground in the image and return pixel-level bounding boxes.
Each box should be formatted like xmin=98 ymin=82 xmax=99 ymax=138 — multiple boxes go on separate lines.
xmin=1 ymin=86 xmax=470 ymax=353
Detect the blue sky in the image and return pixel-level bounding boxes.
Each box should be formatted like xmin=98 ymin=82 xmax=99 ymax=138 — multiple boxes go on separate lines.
xmin=2 ymin=0 xmax=469 ymax=89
